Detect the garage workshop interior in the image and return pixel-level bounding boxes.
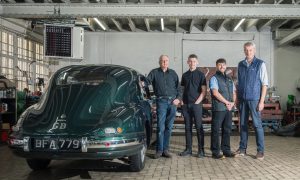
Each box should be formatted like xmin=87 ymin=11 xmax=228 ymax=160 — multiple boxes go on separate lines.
xmin=0 ymin=1 xmax=300 ymax=179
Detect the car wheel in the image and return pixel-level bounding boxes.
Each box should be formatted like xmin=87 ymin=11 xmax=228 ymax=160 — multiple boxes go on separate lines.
xmin=129 ymin=140 xmax=146 ymax=172
xmin=26 ymin=159 xmax=51 ymax=171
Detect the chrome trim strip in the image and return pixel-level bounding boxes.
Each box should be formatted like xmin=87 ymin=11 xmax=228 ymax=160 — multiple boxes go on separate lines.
xmin=87 ymin=139 xmax=140 ymax=149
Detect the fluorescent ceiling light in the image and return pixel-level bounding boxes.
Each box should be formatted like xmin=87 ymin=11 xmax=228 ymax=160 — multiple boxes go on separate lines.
xmin=233 ymin=18 xmax=245 ymax=31
xmin=161 ymin=18 xmax=164 ymax=31
xmin=93 ymin=18 xmax=106 ymax=31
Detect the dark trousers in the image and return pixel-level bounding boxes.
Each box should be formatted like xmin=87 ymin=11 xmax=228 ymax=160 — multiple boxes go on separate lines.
xmin=182 ymin=104 xmax=204 ymax=151
xmin=210 ymin=111 xmax=232 ymax=155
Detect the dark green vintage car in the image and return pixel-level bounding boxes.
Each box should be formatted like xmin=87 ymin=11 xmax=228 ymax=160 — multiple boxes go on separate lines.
xmin=8 ymin=65 xmax=153 ymax=172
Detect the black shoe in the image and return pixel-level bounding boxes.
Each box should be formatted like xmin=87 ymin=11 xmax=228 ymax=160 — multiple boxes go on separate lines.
xmin=162 ymin=150 xmax=172 ymax=158
xmin=223 ymin=151 xmax=236 ymax=158
xmin=179 ymin=150 xmax=192 ymax=157
xmin=197 ymin=150 xmax=205 ymax=158
xmin=212 ymin=154 xmax=225 ymax=159
xmin=153 ymin=152 xmax=162 ymax=159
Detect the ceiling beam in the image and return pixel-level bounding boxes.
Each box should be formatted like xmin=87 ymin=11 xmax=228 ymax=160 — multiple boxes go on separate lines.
xmin=1 ymin=4 xmax=300 ymax=19
xmin=61 ymin=0 xmax=72 ymax=3
xmin=232 ymin=18 xmax=245 ymax=32
xmin=111 ymin=18 xmax=123 ymax=31
xmin=275 ymin=0 xmax=284 ymax=4
xmin=217 ymin=19 xmax=227 ymax=32
xmin=257 ymin=0 xmax=265 ymax=3
xmin=278 ymin=28 xmax=300 ymax=46
xmin=82 ymin=18 xmax=95 ymax=31
xmin=144 ymin=18 xmax=150 ymax=32
xmin=271 ymin=19 xmax=289 ymax=31
xmin=189 ymin=19 xmax=195 ymax=33
xmin=128 ymin=18 xmax=136 ymax=32
xmin=244 ymin=19 xmax=259 ymax=32
xmin=291 ymin=22 xmax=300 ymax=29
xmin=257 ymin=19 xmax=273 ymax=31
xmin=175 ymin=18 xmax=179 ymax=33
xmin=203 ymin=19 xmax=210 ymax=32
xmin=93 ymin=18 xmax=109 ymax=31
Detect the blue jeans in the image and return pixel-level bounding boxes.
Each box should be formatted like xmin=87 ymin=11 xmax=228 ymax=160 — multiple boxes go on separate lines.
xmin=239 ymin=100 xmax=265 ymax=153
xmin=156 ymin=98 xmax=176 ymax=153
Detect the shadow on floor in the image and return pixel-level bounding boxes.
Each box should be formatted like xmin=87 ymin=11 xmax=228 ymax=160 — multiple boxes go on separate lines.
xmin=26 ymin=159 xmax=137 ymax=180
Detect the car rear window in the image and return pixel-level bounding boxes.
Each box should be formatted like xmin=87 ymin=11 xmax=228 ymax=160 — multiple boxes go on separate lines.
xmin=56 ymin=69 xmax=107 ymax=85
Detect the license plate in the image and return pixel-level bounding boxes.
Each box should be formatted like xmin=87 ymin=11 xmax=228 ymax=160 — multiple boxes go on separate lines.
xmin=33 ymin=138 xmax=81 ymax=151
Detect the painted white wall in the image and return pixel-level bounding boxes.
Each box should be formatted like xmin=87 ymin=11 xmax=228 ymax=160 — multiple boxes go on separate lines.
xmin=47 ymin=31 xmax=300 ymax=110
xmin=57 ymin=31 xmax=274 ymax=82
xmin=55 ymin=31 xmax=300 ymax=110
xmin=56 ymin=32 xmax=184 ymax=76
xmin=274 ymin=45 xmax=300 ymax=111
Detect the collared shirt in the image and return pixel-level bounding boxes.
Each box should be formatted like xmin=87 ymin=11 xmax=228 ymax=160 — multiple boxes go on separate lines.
xmin=147 ymin=67 xmax=181 ymax=99
xmin=210 ymin=76 xmax=236 ymax=91
xmin=237 ymin=58 xmax=269 ymax=86
xmin=181 ymin=69 xmax=206 ymax=104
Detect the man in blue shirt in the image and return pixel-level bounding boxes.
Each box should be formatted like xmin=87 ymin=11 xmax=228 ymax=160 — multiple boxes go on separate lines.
xmin=209 ymin=58 xmax=236 ymax=159
xmin=147 ymin=55 xmax=181 ymax=159
xmin=179 ymin=54 xmax=207 ymax=158
xmin=235 ymin=42 xmax=268 ymax=160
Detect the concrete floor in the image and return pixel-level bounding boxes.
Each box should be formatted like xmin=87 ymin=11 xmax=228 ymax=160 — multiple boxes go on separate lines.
xmin=0 ymin=135 xmax=300 ymax=180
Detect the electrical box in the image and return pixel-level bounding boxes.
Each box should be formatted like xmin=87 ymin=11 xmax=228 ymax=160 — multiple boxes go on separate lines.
xmin=44 ymin=25 xmax=84 ymax=59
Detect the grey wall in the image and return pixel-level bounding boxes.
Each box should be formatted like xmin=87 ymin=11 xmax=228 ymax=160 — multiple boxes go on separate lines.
xmin=274 ymin=46 xmax=300 ymax=110
xmin=55 ymin=31 xmax=300 ymax=110
xmin=61 ymin=32 xmax=184 ymax=76
xmin=78 ymin=31 xmax=274 ymax=82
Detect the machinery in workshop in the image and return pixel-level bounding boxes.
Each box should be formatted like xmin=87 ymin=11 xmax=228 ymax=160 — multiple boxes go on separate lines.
xmin=276 ymin=80 xmax=300 ymax=137
xmin=0 ymin=76 xmax=16 ymax=143
xmin=262 ymin=87 xmax=283 ymax=132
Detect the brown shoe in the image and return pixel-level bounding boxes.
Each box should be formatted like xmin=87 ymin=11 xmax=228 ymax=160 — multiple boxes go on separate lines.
xmin=162 ymin=150 xmax=172 ymax=158
xmin=256 ymin=152 xmax=264 ymax=160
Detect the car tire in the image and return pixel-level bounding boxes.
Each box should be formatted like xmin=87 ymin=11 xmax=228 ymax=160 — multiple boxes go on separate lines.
xmin=129 ymin=140 xmax=146 ymax=172
xmin=26 ymin=159 xmax=51 ymax=171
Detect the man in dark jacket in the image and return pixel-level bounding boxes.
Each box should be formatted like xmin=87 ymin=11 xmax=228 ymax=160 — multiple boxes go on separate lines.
xmin=210 ymin=58 xmax=236 ymax=159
